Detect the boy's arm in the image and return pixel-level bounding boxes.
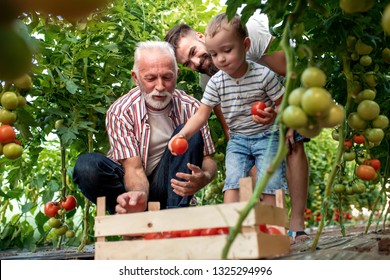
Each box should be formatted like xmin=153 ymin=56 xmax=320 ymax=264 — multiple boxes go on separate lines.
xmin=169 ymin=103 xmax=213 ymax=155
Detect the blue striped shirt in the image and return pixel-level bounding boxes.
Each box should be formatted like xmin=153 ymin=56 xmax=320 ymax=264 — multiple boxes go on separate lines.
xmin=202 ymin=61 xmax=284 ymax=135
xmin=106 ymin=87 xmax=215 ymax=169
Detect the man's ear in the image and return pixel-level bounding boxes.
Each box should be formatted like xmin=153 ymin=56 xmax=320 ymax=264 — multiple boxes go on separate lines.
xmin=131 ymin=71 xmax=139 ymax=85
xmin=196 ymin=32 xmax=205 ymax=43
xmin=244 ymin=37 xmax=251 ymax=51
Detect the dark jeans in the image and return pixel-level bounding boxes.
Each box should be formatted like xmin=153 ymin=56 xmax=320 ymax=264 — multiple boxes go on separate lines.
xmin=73 ymin=125 xmax=204 ymax=214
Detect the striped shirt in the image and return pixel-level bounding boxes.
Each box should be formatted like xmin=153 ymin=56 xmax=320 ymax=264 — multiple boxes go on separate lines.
xmin=202 ymin=61 xmax=284 ymax=135
xmin=106 ymin=87 xmax=215 ymax=169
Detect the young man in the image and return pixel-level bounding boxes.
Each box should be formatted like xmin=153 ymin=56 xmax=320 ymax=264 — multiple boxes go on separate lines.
xmin=73 ymin=41 xmax=217 ymax=214
xmin=165 ymin=12 xmax=310 ymax=243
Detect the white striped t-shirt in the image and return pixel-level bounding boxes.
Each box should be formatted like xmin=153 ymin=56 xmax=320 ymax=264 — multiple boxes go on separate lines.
xmin=201 ymin=61 xmax=284 ymax=135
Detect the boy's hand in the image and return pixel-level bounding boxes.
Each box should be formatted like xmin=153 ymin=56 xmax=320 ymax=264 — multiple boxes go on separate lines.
xmin=252 ymin=107 xmax=277 ymax=124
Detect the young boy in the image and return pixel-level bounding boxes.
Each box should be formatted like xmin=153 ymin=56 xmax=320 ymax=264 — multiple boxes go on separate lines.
xmin=168 ymin=13 xmax=287 ymax=204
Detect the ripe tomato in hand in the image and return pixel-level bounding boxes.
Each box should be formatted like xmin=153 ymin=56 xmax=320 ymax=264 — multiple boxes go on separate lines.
xmin=251 ymin=102 xmax=266 ymax=117
xmin=44 ymin=201 xmax=60 ymax=217
xmin=171 ymin=137 xmax=188 ymax=155
xmin=356 ymin=165 xmax=376 ymax=181
xmin=61 ymin=195 xmax=77 ymax=211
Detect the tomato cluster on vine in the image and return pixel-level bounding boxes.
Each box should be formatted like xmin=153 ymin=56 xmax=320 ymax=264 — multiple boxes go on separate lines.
xmin=0 ymin=75 xmax=31 ymax=160
xmin=44 ymin=195 xmax=77 ymax=238
xmin=282 ymin=66 xmax=345 ymax=138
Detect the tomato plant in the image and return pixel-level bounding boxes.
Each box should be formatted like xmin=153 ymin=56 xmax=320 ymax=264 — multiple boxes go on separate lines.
xmin=171 ymin=137 xmax=188 ymax=155
xmin=251 ymin=101 xmax=266 ymax=117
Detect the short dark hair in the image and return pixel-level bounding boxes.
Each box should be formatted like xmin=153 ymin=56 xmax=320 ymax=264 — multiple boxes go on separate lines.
xmin=164 ymin=24 xmax=197 ymax=56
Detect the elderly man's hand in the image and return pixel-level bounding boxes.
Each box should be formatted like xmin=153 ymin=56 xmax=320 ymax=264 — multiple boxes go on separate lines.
xmin=171 ymin=163 xmax=209 ymax=197
xmin=115 ymin=191 xmax=148 ymax=214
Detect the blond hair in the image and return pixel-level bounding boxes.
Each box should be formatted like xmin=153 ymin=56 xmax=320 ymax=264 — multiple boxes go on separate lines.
xmin=205 ymin=13 xmax=248 ymax=39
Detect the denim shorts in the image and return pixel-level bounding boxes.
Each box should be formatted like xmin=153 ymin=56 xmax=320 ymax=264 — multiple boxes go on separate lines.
xmin=224 ymin=130 xmax=288 ymax=195
xmin=294 ymin=130 xmax=310 ymax=143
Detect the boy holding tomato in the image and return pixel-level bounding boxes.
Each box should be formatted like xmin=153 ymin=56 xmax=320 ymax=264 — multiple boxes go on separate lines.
xmin=168 ymin=13 xmax=287 ymax=205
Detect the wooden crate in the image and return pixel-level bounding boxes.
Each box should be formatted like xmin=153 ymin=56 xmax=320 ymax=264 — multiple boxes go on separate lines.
xmin=94 ymin=177 xmax=290 ymax=260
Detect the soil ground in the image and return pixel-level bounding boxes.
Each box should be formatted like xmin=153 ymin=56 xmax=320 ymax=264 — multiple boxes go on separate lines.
xmin=1 ymin=223 xmax=389 ymax=260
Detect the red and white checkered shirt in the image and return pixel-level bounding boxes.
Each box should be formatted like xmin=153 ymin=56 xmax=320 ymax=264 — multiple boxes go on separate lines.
xmin=106 ymin=87 xmax=215 ymax=169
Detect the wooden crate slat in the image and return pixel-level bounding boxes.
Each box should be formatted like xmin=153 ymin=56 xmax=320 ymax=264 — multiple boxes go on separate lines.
xmin=95 ymin=232 xmax=289 ymax=260
xmin=95 ymin=202 xmax=288 ymax=237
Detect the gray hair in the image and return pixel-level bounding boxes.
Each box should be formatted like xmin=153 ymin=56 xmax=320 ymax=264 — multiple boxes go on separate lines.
xmin=133 ymin=41 xmax=179 ymax=75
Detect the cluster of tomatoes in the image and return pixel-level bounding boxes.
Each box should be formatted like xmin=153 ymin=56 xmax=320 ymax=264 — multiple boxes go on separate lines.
xmin=282 ymin=67 xmax=345 ymax=138
xmin=333 ymin=209 xmax=353 ymax=222
xmin=0 ymin=75 xmax=31 ymax=160
xmin=142 ymin=224 xmax=282 ymax=240
xmin=44 ymin=195 xmax=77 ymax=238
xmin=337 ymin=33 xmax=388 ymax=185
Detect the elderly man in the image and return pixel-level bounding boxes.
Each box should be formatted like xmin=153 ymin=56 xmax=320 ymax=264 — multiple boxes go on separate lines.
xmin=73 ymin=41 xmax=217 ymax=214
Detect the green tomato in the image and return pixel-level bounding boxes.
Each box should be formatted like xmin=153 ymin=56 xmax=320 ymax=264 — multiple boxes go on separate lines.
xmin=282 ymin=105 xmax=308 ymax=129
xmin=371 ymin=115 xmax=389 ymax=129
xmin=357 ymin=100 xmax=380 ymax=121
xmin=48 ymin=217 xmax=62 ymax=229
xmin=333 ymin=184 xmax=346 ymax=194
xmin=301 ymin=87 xmax=332 ymax=117
xmin=300 ymin=67 xmax=327 ymax=88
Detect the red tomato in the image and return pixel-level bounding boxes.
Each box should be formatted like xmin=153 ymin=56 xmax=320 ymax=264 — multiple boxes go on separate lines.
xmin=353 ymin=134 xmax=365 ymax=145
xmin=61 ymin=195 xmax=77 ymax=211
xmin=266 ymin=226 xmax=283 ymax=235
xmin=171 ymin=137 xmax=188 ymax=155
xmin=344 ymin=139 xmax=353 ymax=150
xmin=44 ymin=201 xmax=60 ymax=217
xmin=251 ymin=101 xmax=266 ymax=117
xmin=144 ymin=232 xmax=163 ymax=240
xmin=180 ymin=229 xmax=202 ymax=237
xmin=200 ymin=227 xmax=219 ymax=236
xmin=258 ymin=224 xmax=269 ymax=233
xmin=363 ymin=159 xmax=381 ymax=171
xmin=356 ymin=165 xmax=376 ymax=181
xmin=0 ymin=124 xmax=16 ymax=144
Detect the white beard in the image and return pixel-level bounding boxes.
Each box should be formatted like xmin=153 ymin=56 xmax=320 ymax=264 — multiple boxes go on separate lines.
xmin=142 ymin=89 xmax=173 ymax=110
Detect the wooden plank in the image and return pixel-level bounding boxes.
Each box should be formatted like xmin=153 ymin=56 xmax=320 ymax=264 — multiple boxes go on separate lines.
xmin=273 ymin=189 xmax=288 ymax=234
xmin=95 ymin=202 xmax=288 ymax=237
xmin=239 ymin=177 xmax=254 ymax=202
xmin=96 ymin=197 xmax=106 ymax=243
xmin=95 ymin=231 xmax=289 ymax=260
